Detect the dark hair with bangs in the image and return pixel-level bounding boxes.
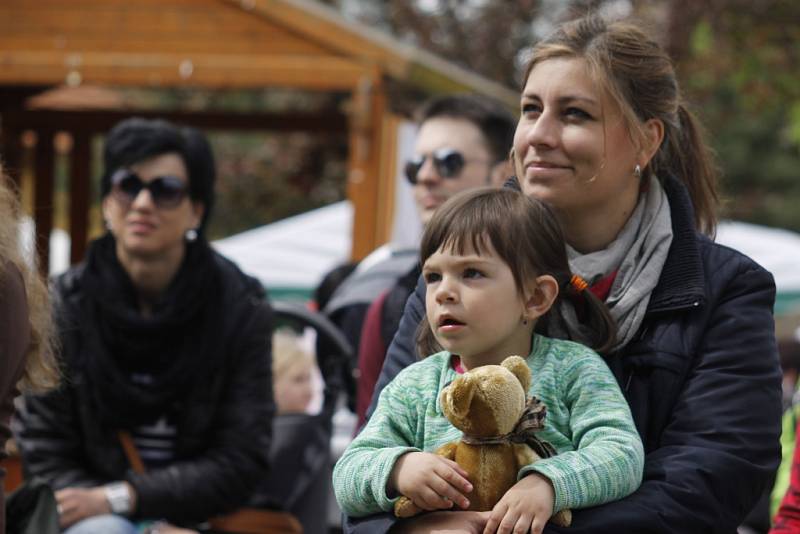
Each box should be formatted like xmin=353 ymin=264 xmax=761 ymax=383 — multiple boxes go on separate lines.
xmin=100 ymin=117 xmax=217 ymax=233
xmin=415 ymin=94 xmax=516 ymax=164
xmin=418 ymin=187 xmax=616 ymax=355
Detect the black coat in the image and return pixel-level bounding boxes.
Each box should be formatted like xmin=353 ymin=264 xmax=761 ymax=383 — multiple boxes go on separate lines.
xmin=346 ymin=176 xmax=783 ymax=533
xmin=12 ymin=252 xmax=274 ymax=524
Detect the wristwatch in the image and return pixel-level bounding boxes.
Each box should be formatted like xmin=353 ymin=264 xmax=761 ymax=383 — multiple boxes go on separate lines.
xmin=104 ymin=482 xmax=132 ymax=515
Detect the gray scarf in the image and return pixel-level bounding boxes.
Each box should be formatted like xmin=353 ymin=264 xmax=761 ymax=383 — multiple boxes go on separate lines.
xmin=549 ymin=177 xmax=673 ymax=352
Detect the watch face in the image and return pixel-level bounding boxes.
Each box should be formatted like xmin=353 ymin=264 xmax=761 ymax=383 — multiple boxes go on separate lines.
xmin=105 ymin=483 xmax=131 ymax=515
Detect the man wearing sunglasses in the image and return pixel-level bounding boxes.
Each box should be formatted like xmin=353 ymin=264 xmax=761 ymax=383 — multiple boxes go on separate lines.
xmin=406 ymin=95 xmax=515 ymax=224
xmin=347 ymin=94 xmax=516 ymax=428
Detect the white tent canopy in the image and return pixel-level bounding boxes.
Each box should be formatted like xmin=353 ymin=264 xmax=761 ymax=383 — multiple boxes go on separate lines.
xmin=212 ymin=201 xmax=353 ymax=301
xmin=715 ymin=220 xmax=800 ymax=315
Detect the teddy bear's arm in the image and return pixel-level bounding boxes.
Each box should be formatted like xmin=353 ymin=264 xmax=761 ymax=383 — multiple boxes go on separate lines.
xmin=435 ymin=441 xmax=459 ymax=460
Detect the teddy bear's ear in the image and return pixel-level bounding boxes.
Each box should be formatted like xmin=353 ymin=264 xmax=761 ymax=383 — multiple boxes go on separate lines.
xmin=502 ymin=356 xmax=531 ymax=392
xmin=446 ymin=374 xmax=477 ymax=420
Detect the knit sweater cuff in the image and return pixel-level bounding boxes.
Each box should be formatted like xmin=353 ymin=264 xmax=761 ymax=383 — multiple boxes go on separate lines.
xmin=519 ymin=461 xmax=572 ymax=513
xmin=371 ymin=447 xmax=420 ymax=512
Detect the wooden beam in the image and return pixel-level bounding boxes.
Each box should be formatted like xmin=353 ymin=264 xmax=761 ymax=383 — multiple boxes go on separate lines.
xmin=2 ymin=109 xmax=348 ymax=135
xmin=0 ymin=51 xmax=368 ymax=90
xmin=228 ymin=0 xmax=518 ymax=107
xmin=0 ymin=2 xmax=331 ymax=56
xmin=0 ymin=126 xmax=23 ymax=189
xmin=346 ymin=73 xmax=385 ymax=261
xmin=229 ymin=0 xmax=411 ymax=78
xmin=374 ymin=113 xmax=401 ymax=247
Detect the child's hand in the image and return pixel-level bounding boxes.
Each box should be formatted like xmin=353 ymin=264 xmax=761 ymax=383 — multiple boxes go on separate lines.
xmin=389 ymin=451 xmax=473 ymax=511
xmin=482 ymin=473 xmax=554 ymax=534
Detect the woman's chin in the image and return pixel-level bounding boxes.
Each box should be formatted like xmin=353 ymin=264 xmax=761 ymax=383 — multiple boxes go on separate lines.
xmin=119 ymin=238 xmax=181 ymax=261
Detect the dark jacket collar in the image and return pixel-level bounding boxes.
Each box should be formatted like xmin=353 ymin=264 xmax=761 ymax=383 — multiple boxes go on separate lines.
xmin=646 ymin=175 xmax=706 ymax=313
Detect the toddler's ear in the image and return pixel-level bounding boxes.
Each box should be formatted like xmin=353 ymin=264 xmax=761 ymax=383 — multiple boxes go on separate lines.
xmin=523 ymin=274 xmax=559 ymax=320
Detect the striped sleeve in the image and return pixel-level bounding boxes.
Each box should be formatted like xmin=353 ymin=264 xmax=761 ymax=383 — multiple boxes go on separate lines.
xmin=332 ymin=366 xmax=423 ymax=517
xmin=521 ymin=347 xmax=644 ymax=512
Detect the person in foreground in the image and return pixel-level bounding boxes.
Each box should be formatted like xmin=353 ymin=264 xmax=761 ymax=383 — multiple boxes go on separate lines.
xmin=347 ymin=14 xmax=782 ymax=534
xmin=13 ymin=118 xmax=274 ymax=533
xmin=0 ymin=167 xmax=60 ymax=533
xmin=334 ymin=188 xmax=644 ymax=534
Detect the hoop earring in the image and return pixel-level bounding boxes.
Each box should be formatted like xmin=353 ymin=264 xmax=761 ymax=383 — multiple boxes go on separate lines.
xmin=185 ymin=228 xmax=198 ymax=242
xmin=634 ymin=164 xmax=642 ymax=179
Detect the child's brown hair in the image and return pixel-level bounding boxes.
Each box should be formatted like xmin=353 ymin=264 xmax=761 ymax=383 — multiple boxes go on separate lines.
xmin=417 ymin=187 xmax=616 ymax=356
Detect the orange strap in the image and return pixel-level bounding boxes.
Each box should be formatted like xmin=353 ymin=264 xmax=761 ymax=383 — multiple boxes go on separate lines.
xmin=209 ymin=508 xmax=303 ymax=534
xmin=117 ymin=430 xmax=146 ymax=475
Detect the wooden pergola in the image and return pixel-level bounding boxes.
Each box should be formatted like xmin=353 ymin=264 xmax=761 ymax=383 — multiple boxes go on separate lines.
xmin=0 ymin=0 xmax=516 ymax=269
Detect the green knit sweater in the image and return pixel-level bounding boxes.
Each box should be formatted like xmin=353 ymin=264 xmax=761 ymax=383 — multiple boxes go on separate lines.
xmin=333 ymin=334 xmax=644 ymax=518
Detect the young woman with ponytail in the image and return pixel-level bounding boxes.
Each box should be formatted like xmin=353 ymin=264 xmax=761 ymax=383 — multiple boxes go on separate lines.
xmin=348 ymin=14 xmax=781 ymax=534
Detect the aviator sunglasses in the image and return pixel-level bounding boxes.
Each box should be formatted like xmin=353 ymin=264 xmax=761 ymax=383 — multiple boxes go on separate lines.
xmin=110 ymin=169 xmax=189 ymax=209
xmin=404 ymin=148 xmax=469 ymax=185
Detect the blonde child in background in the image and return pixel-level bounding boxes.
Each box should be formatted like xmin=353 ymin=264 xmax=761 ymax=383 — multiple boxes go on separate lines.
xmin=272 ymin=328 xmax=318 ymax=415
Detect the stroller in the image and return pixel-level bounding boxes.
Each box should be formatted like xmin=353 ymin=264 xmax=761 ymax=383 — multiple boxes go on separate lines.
xmin=252 ymin=301 xmax=353 ymax=534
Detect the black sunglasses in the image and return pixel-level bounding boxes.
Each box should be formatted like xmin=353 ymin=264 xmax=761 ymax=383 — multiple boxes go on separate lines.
xmin=404 ymin=148 xmax=466 ymax=185
xmin=110 ymin=169 xmax=188 ymax=209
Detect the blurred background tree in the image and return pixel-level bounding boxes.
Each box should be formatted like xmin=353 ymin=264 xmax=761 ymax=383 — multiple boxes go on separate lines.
xmin=323 ymin=0 xmax=800 ymax=231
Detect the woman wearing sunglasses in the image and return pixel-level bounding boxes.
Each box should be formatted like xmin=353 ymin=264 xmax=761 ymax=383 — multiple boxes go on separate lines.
xmin=13 ymin=118 xmax=274 ymax=534
xmin=348 ymin=15 xmax=781 ymax=534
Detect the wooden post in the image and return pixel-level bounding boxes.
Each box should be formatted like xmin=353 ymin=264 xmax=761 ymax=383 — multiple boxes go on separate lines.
xmin=346 ymin=72 xmax=385 ymax=261
xmin=33 ymin=129 xmax=54 ymax=275
xmin=0 ymin=118 xmax=23 ymax=187
xmin=69 ymin=132 xmax=91 ymax=264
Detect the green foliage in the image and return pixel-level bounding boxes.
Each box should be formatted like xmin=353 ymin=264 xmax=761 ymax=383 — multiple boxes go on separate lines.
xmin=205 ymin=131 xmax=347 ymax=241
xmin=690 ymin=21 xmax=713 ymax=55
xmin=679 ymin=2 xmax=800 ymax=231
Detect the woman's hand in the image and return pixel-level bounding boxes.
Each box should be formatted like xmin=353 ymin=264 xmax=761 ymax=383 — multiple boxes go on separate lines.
xmin=483 ymin=473 xmax=554 ymax=534
xmin=389 ymin=451 xmax=473 ymax=511
xmin=391 ymin=510 xmax=491 ymax=534
xmin=55 ymin=482 xmax=138 ymax=529
xmin=55 ymin=487 xmax=111 ymax=529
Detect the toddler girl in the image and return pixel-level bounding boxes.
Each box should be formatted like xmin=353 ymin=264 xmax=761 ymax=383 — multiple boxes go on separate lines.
xmin=333 ymin=188 xmax=644 ymax=533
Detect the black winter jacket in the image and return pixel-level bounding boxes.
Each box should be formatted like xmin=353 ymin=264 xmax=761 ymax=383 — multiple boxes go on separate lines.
xmin=346 ymin=176 xmax=782 ymax=533
xmin=13 ymin=253 xmax=274 ymax=524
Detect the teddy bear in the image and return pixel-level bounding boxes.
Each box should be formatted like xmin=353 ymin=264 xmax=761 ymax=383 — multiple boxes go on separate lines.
xmin=393 ymin=355 xmax=571 ymax=527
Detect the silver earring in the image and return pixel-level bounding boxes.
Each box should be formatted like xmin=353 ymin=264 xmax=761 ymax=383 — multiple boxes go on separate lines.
xmin=634 ymin=165 xmax=642 ymax=179
xmin=185 ymin=228 xmax=198 ymax=242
